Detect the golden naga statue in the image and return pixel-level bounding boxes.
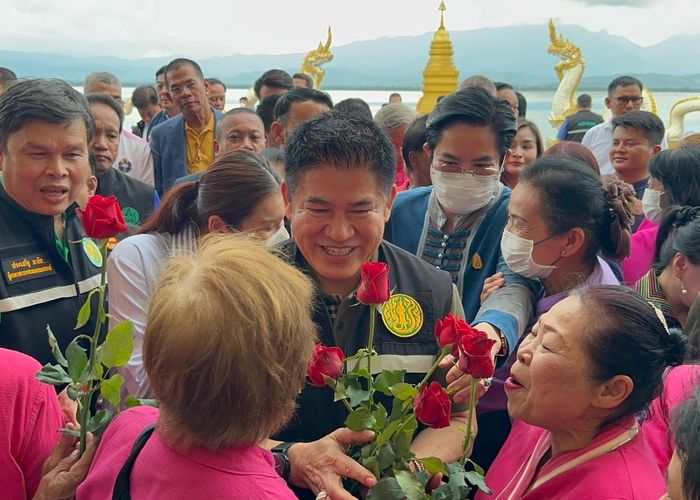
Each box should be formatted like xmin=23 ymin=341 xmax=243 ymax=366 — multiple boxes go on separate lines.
xmin=547 ymin=19 xmax=585 ymax=129
xmin=667 ymin=96 xmax=700 ymax=148
xmin=548 ymin=19 xmax=659 ymax=131
xmin=416 ymin=1 xmax=459 ymax=115
xmin=300 ymin=26 xmax=334 ymax=89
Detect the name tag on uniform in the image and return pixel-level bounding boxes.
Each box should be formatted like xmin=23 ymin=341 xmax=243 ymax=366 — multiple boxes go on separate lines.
xmin=2 ymin=253 xmax=56 ymax=285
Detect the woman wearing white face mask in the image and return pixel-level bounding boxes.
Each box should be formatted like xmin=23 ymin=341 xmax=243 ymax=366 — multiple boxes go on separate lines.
xmin=108 ymin=150 xmax=288 ymax=398
xmin=623 ymin=146 xmax=700 ymax=284
xmin=500 ymin=156 xmax=635 ymax=317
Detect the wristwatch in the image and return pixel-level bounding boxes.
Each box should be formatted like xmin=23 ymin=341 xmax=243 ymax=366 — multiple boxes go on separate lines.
xmin=272 ymin=442 xmax=295 ymax=481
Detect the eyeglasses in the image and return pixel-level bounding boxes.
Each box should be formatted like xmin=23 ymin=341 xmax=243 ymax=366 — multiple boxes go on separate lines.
xmin=432 ymin=159 xmax=500 ymax=177
xmin=613 ymin=96 xmax=643 ymax=105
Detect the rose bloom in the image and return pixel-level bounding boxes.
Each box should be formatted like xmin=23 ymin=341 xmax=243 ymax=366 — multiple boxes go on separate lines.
xmin=457 ymin=327 xmax=496 ymax=379
xmin=414 ymin=381 xmax=451 ymax=428
xmin=307 ymin=344 xmax=345 ymax=387
xmin=78 ymin=195 xmax=128 ymax=239
xmin=356 ymin=261 xmax=390 ymax=305
xmin=435 ymin=314 xmax=471 ymax=355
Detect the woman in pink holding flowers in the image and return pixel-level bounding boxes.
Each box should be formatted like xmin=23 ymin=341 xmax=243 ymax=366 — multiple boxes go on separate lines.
xmin=476 ymin=286 xmax=685 ymax=500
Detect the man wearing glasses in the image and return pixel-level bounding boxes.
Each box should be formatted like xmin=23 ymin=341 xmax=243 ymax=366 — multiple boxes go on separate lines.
xmin=150 ymin=58 xmax=223 ymax=194
xmin=582 ymin=75 xmax=668 ymax=176
xmin=385 ymin=87 xmax=538 ymax=469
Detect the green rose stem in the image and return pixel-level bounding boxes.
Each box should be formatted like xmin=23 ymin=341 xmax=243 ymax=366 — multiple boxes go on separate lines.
xmin=78 ymin=242 xmax=108 ymax=456
xmin=460 ymin=378 xmax=479 ymax=464
xmin=417 ymin=345 xmax=451 ymax=389
xmin=332 ymin=380 xmax=355 ymax=413
xmin=365 ymin=305 xmax=377 ymax=410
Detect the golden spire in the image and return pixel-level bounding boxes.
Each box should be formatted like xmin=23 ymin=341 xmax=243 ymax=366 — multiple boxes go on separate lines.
xmin=416 ymin=1 xmax=460 ymax=115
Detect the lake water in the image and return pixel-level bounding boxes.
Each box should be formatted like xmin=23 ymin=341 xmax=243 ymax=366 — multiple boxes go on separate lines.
xmin=120 ymin=88 xmax=700 ymax=142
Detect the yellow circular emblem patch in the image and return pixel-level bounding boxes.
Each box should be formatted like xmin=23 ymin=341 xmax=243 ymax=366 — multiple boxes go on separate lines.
xmin=381 ymin=293 xmax=424 ymax=338
xmin=82 ymin=238 xmax=103 ymax=268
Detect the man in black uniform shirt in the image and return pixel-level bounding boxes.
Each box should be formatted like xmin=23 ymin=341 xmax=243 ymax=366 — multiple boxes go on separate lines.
xmin=0 ymin=79 xmax=103 ymax=364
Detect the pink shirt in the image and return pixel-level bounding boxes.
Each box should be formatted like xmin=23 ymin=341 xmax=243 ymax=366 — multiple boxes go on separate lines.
xmin=623 ymin=218 xmax=658 ymax=285
xmin=77 ymin=406 xmax=296 ymax=500
xmin=476 ymin=419 xmax=665 ymax=500
xmin=641 ymin=365 xmax=700 ymax=472
xmin=0 ymin=349 xmax=64 ymax=500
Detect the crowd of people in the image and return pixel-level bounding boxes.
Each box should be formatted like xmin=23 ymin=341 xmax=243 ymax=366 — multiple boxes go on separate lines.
xmin=0 ymin=61 xmax=699 ymax=500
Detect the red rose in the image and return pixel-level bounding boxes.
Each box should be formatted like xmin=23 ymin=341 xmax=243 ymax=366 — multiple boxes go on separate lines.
xmin=435 ymin=314 xmax=471 ymax=355
xmin=307 ymin=344 xmax=345 ymax=387
xmin=414 ymin=381 xmax=451 ymax=428
xmin=456 ymin=327 xmax=497 ymax=379
xmin=77 ymin=195 xmax=128 ymax=239
xmin=356 ymin=261 xmax=390 ymax=305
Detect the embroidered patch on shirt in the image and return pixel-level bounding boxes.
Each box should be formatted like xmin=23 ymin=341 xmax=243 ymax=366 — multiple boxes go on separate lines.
xmin=82 ymin=238 xmax=103 ymax=267
xmin=381 ymin=293 xmax=424 ymax=338
xmin=117 ymin=158 xmax=133 ymax=173
xmin=2 ymin=253 xmax=56 ymax=284
xmin=122 ymin=207 xmax=140 ymax=225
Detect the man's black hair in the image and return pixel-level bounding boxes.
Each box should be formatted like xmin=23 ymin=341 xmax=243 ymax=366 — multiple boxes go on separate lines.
xmin=86 ymin=93 xmax=124 ymax=131
xmin=607 ymin=75 xmax=644 ymax=96
xmin=208 ymin=77 xmax=226 ymax=91
xmin=285 ymin=111 xmax=396 ymax=197
xmin=612 ymin=110 xmax=665 ymax=146
xmin=253 ymin=69 xmax=293 ymax=98
xmin=274 ymin=88 xmax=333 ymax=123
xmin=425 ymin=86 xmax=516 ymax=161
xmin=334 ymin=98 xmax=373 ymax=122
xmin=0 ymin=79 xmax=95 ymax=149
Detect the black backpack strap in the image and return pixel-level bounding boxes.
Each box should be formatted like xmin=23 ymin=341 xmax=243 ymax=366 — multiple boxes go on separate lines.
xmin=112 ymin=423 xmax=156 ymax=500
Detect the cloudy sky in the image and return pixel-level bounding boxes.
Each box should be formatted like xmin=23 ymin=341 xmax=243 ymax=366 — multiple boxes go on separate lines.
xmin=1 ymin=0 xmax=697 ymax=59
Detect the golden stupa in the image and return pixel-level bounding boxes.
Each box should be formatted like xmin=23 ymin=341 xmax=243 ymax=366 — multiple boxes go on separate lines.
xmin=416 ymin=1 xmax=460 ymax=115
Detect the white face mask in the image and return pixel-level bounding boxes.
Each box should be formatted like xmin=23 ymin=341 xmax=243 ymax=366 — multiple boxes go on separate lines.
xmin=642 ymin=188 xmax=665 ymax=225
xmin=500 ymin=228 xmax=559 ymax=279
xmin=430 ymin=169 xmax=499 ymax=215
xmin=265 ymin=225 xmax=290 ymax=247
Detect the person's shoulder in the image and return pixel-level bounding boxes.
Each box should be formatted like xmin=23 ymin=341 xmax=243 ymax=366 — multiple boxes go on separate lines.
xmin=381 ymin=240 xmax=451 ymax=281
xmin=110 ymin=233 xmax=165 ymax=263
xmin=0 ymin=347 xmax=42 ymax=378
xmin=121 ymin=129 xmax=147 ymax=144
xmin=150 ymin=114 xmax=183 ymax=139
xmin=393 ymin=186 xmax=432 ymax=211
xmin=114 ymin=169 xmax=155 ymax=193
xmin=582 ymin=121 xmax=607 ymax=140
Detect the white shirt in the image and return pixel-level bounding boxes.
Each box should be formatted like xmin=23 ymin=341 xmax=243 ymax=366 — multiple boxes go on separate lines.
xmin=113 ymin=130 xmax=155 ymax=186
xmin=107 ymin=227 xmax=197 ymax=398
xmin=582 ymin=119 xmax=669 ymax=176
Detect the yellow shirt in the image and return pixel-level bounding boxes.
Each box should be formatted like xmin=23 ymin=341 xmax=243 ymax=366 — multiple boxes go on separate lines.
xmin=185 ymin=112 xmax=215 ymax=174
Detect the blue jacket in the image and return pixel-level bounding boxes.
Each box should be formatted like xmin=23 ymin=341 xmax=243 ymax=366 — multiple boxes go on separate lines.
xmin=149 ymin=109 xmax=223 ymax=194
xmin=385 ymin=186 xmax=537 ymax=351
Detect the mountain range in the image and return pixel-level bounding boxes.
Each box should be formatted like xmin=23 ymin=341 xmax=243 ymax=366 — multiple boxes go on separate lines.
xmin=2 ymin=23 xmax=699 ymax=90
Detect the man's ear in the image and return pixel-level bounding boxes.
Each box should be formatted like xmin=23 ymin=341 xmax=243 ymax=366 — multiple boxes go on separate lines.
xmin=281 ymin=181 xmax=293 ymax=220
xmin=651 ymin=144 xmax=662 ymax=156
xmin=604 ymin=96 xmax=611 ymax=110
xmin=271 ymin=121 xmax=285 ymax=147
xmin=213 ymin=139 xmax=220 ymax=159
xmin=422 ymin=142 xmax=433 ymax=160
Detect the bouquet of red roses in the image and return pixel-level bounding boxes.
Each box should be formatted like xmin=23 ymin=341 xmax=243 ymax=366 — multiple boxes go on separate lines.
xmin=307 ymin=262 xmax=494 ymax=499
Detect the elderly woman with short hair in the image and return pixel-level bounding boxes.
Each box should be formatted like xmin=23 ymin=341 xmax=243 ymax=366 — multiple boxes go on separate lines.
xmin=77 ymin=236 xmax=317 ymax=499
xmin=476 ymin=286 xmax=685 ymax=499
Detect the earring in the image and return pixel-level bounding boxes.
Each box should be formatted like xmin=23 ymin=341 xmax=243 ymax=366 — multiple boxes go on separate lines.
xmin=682 ymin=288 xmax=688 ymax=295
